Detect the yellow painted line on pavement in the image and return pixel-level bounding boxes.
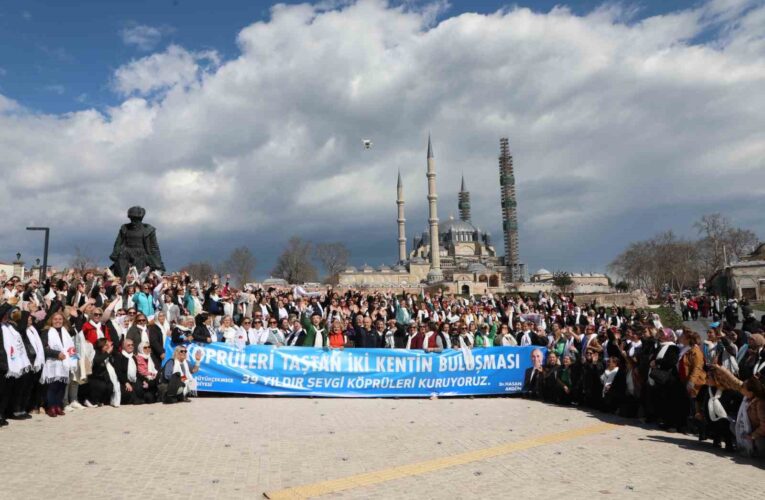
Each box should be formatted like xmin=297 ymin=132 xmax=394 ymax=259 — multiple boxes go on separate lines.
xmin=263 ymin=422 xmax=617 ymax=499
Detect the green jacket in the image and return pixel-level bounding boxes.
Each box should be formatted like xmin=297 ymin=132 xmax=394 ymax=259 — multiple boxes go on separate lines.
xmin=474 ymin=331 xmax=495 ymax=347
xmin=301 ymin=312 xmax=327 ymax=347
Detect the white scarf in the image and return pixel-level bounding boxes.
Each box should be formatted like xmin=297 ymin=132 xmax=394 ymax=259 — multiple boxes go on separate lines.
xmin=41 ymin=326 xmax=75 ymax=383
xmin=458 ymin=335 xmax=475 ymax=369
xmin=105 ymin=359 xmax=121 ymax=407
xmin=137 ymin=346 xmax=157 ymax=378
xmin=422 ymin=331 xmax=434 ymax=351
xmin=89 ymin=319 xmax=103 ymax=339
xmin=121 ymin=350 xmax=137 ymax=383
xmin=234 ymin=327 xmax=248 ymax=349
xmin=157 ymin=320 xmax=170 ymax=344
xmin=601 ymin=367 xmax=619 ymax=396
xmin=405 ymin=333 xmax=416 ymax=349
xmin=627 ymin=340 xmax=642 ymax=358
xmin=520 ymin=331 xmax=532 ymax=346
xmin=172 ymin=358 xmax=196 ymax=395
xmin=2 ymin=324 xmax=32 ymax=378
xmin=313 ymin=328 xmax=324 ymax=348
xmin=735 ymin=398 xmax=754 ymax=456
xmin=220 ymin=326 xmax=237 ymax=345
xmin=707 ymin=387 xmax=727 ymax=422
xmin=26 ymin=325 xmax=45 ymax=372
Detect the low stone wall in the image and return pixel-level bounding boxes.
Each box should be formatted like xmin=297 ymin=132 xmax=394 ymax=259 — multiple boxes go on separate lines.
xmin=575 ymin=291 xmax=649 ymax=308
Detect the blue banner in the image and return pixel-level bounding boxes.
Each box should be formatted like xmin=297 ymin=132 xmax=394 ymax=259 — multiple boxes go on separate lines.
xmin=167 ymin=342 xmax=543 ymax=397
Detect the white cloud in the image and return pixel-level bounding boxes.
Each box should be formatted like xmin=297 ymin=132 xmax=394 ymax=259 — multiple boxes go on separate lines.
xmin=120 ymin=23 xmax=174 ymax=51
xmin=112 ymin=44 xmax=220 ymax=96
xmin=1 ymin=0 xmax=764 ymax=273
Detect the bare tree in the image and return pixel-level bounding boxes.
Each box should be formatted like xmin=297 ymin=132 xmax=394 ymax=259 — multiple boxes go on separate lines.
xmin=70 ymin=246 xmax=97 ymax=272
xmin=315 ymin=242 xmax=350 ymax=285
xmin=221 ymin=247 xmax=256 ymax=287
xmin=181 ymin=261 xmax=216 ymax=282
xmin=272 ymin=236 xmax=318 ymax=284
xmin=695 ymin=213 xmax=758 ymax=275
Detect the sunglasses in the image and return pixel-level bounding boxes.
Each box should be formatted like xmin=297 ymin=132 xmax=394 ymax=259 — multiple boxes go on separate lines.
xmin=178 ymin=350 xmax=187 ymax=353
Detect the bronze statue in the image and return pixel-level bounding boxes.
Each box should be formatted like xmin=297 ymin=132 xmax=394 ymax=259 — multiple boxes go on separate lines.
xmin=109 ymin=206 xmax=166 ymax=279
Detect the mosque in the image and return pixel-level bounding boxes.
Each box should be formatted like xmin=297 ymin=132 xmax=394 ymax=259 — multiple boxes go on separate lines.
xmin=338 ymin=137 xmax=527 ymax=294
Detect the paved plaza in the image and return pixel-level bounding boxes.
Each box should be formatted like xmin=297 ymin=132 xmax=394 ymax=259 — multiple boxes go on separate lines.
xmin=2 ymin=396 xmax=762 ymax=499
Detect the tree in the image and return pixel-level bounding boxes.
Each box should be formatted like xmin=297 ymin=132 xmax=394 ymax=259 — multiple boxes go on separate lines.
xmin=315 ymin=242 xmax=350 ymax=285
xmin=70 ymin=246 xmax=97 ymax=272
xmin=272 ymin=236 xmax=318 ymax=284
xmin=221 ymin=247 xmax=256 ymax=287
xmin=695 ymin=213 xmax=758 ymax=276
xmin=552 ymin=271 xmax=573 ymax=292
xmin=181 ymin=261 xmax=216 ymax=282
xmin=615 ymin=281 xmax=630 ymax=292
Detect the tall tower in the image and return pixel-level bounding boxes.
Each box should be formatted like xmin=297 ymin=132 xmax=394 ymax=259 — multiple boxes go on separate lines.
xmin=396 ymin=170 xmax=407 ymax=264
xmin=499 ymin=137 xmax=521 ymax=281
xmin=458 ymin=175 xmax=471 ymax=222
xmin=426 ymin=135 xmax=443 ymax=283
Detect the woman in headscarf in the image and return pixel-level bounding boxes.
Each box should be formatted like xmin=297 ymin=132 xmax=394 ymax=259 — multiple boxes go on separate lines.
xmin=648 ymin=328 xmax=681 ymax=430
xmin=736 ymin=377 xmax=765 ymax=457
xmin=135 ymin=341 xmax=160 ymax=403
xmin=40 ymin=311 xmax=76 ymax=417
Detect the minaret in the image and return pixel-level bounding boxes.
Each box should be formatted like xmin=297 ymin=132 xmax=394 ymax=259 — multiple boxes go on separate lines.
xmin=396 ymin=170 xmax=407 ymax=264
xmin=458 ymin=174 xmax=471 ymax=222
xmin=499 ymin=137 xmax=520 ymax=281
xmin=426 ymin=135 xmax=444 ymax=283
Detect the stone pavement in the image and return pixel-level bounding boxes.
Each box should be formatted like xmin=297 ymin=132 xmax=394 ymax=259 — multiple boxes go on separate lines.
xmin=1 ymin=396 xmax=762 ymax=499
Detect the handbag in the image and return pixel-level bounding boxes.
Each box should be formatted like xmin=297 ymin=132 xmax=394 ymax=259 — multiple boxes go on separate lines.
xmin=649 ymin=367 xmax=671 ymax=385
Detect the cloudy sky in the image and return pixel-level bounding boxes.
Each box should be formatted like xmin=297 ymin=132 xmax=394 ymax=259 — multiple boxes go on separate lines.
xmin=1 ymin=0 xmax=763 ymax=278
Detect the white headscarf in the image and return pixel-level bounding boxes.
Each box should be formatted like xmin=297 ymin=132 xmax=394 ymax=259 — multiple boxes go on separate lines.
xmin=136 ymin=341 xmax=157 ymax=378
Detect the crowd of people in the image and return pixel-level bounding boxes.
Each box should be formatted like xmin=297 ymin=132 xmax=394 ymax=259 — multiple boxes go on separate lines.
xmin=1 ymin=266 xmax=763 ymax=459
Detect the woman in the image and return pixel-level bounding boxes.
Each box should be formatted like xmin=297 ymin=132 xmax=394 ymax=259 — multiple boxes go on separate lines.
xmin=0 ymin=305 xmax=34 ymax=422
xmin=327 ymin=320 xmax=346 ymax=350
xmin=558 ymin=354 xmax=576 ymax=405
xmin=88 ymin=338 xmax=114 ymax=406
xmin=678 ymin=329 xmax=706 ymax=431
xmin=136 ymin=341 xmax=161 ymax=403
xmin=218 ymin=315 xmax=239 ymax=346
xmin=540 ymin=352 xmax=560 ymax=403
xmin=494 ymin=323 xmax=517 ymax=346
xmin=22 ymin=306 xmax=47 ymax=414
xmin=163 ymin=345 xmax=202 ymax=404
xmin=40 ymin=312 xmax=76 ymax=417
xmin=736 ymin=377 xmax=765 ymax=457
xmin=601 ymin=356 xmax=625 ymax=413
xmin=147 ymin=312 xmax=170 ymax=366
xmin=125 ymin=313 xmax=149 ymax=352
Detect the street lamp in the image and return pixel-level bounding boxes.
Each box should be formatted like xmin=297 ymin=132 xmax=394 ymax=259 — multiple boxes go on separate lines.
xmin=26 ymin=227 xmax=50 ymax=281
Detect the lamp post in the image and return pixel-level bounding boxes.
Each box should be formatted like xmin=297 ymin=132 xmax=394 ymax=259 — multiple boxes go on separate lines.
xmin=26 ymin=227 xmax=50 ymax=281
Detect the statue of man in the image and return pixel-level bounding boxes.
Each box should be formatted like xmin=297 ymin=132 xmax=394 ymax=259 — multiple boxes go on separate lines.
xmin=109 ymin=206 xmax=166 ymax=279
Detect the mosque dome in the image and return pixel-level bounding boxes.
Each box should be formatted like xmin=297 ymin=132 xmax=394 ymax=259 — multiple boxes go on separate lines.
xmin=437 ymin=216 xmax=477 ymax=235
xmin=467 ymin=262 xmax=488 ymax=273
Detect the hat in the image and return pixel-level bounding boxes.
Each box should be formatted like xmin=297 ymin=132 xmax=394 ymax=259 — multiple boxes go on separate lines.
xmin=709 ymin=321 xmax=720 ymax=328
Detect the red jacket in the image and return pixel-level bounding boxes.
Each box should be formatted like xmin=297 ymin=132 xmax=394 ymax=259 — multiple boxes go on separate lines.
xmin=82 ymin=321 xmax=106 ymax=345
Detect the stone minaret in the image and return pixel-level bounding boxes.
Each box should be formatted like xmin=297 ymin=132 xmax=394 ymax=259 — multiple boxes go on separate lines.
xmin=499 ymin=137 xmax=520 ymax=281
xmin=396 ymin=170 xmax=407 ymax=264
xmin=458 ymin=174 xmax=471 ymax=223
xmin=426 ymin=135 xmax=444 ymax=283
